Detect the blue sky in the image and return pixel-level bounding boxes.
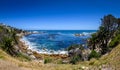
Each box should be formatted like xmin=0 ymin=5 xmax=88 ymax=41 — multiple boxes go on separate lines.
xmin=0 ymin=0 xmax=120 ymax=30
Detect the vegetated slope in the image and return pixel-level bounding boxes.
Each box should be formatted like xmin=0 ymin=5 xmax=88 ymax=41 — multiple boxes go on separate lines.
xmin=1 ymin=44 xmax=120 ymax=70
xmin=88 ymin=44 xmax=120 ymax=70
xmin=0 ymin=49 xmax=82 ymax=70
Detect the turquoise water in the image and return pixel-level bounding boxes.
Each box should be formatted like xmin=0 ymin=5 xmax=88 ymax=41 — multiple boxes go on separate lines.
xmin=24 ymin=30 xmax=96 ymax=54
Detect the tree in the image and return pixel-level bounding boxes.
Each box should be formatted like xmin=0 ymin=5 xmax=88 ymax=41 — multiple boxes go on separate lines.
xmin=88 ymin=14 xmax=119 ymax=54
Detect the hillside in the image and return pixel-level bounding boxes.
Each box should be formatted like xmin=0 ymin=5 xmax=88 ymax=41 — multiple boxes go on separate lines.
xmin=88 ymin=44 xmax=120 ymax=70
xmin=0 ymin=44 xmax=120 ymax=70
xmin=0 ymin=49 xmax=30 ymax=70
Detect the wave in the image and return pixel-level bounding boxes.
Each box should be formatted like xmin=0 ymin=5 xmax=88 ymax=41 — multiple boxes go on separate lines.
xmin=20 ymin=36 xmax=68 ymax=55
xmin=82 ymin=32 xmax=96 ymax=35
xmin=37 ymin=49 xmax=68 ymax=55
xmin=20 ymin=37 xmax=37 ymax=49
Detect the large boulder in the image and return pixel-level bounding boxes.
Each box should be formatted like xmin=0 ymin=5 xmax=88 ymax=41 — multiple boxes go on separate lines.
xmin=68 ymin=47 xmax=91 ymax=61
xmin=68 ymin=48 xmax=82 ymax=57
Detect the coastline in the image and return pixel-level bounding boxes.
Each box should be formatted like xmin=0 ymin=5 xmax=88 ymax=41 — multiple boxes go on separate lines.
xmin=20 ymin=36 xmax=68 ymax=55
xmin=18 ymin=30 xmax=95 ymax=56
xmin=19 ymin=30 xmax=95 ymax=55
xmin=17 ymin=32 xmax=68 ymax=60
xmin=17 ymin=30 xmax=97 ymax=60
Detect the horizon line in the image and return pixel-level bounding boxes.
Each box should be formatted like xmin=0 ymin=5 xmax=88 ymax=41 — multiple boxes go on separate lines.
xmin=25 ymin=29 xmax=98 ymax=31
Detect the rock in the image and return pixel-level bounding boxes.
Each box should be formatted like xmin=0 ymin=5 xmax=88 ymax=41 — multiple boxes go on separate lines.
xmin=74 ymin=48 xmax=82 ymax=55
xmin=62 ymin=60 xmax=69 ymax=64
xmin=26 ymin=49 xmax=33 ymax=55
xmin=68 ymin=48 xmax=82 ymax=57
xmin=74 ymin=33 xmax=85 ymax=37
xmin=13 ymin=45 xmax=21 ymax=53
xmin=27 ymin=51 xmax=33 ymax=55
xmin=68 ymin=47 xmax=91 ymax=61
xmin=29 ymin=55 xmax=36 ymax=59
xmin=68 ymin=49 xmax=74 ymax=57
xmin=74 ymin=34 xmax=81 ymax=37
xmin=82 ymin=49 xmax=91 ymax=61
xmin=14 ymin=45 xmax=19 ymax=50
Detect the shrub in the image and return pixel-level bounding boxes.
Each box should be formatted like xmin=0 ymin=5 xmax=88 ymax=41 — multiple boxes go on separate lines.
xmin=44 ymin=58 xmax=52 ymax=64
xmin=57 ymin=60 xmax=63 ymax=64
xmin=17 ymin=53 xmax=31 ymax=61
xmin=70 ymin=55 xmax=81 ymax=64
xmin=88 ymin=50 xmax=101 ymax=60
xmin=1 ymin=37 xmax=16 ymax=56
xmin=0 ymin=55 xmax=4 ymax=59
xmin=67 ymin=44 xmax=84 ymax=51
xmin=109 ymin=34 xmax=120 ymax=48
xmin=89 ymin=61 xmax=95 ymax=65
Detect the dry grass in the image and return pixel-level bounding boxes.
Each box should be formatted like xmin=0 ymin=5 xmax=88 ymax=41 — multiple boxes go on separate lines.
xmin=0 ymin=44 xmax=120 ymax=70
xmin=0 ymin=60 xmax=30 ymax=70
xmin=0 ymin=49 xmax=86 ymax=70
xmin=87 ymin=44 xmax=120 ymax=70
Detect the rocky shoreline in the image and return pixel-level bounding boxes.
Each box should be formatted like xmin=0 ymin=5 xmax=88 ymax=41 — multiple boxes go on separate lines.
xmin=17 ymin=32 xmax=68 ymax=61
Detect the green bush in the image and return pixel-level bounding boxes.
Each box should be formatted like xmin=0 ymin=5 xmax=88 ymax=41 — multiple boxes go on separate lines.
xmin=109 ymin=34 xmax=120 ymax=48
xmin=57 ymin=60 xmax=63 ymax=64
xmin=0 ymin=55 xmax=4 ymax=59
xmin=1 ymin=37 xmax=16 ymax=56
xmin=88 ymin=50 xmax=100 ymax=60
xmin=89 ymin=61 xmax=95 ymax=65
xmin=44 ymin=58 xmax=52 ymax=64
xmin=17 ymin=53 xmax=31 ymax=61
xmin=70 ymin=55 xmax=81 ymax=64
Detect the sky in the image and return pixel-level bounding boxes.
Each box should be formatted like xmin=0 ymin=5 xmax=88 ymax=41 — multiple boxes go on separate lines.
xmin=0 ymin=0 xmax=120 ymax=30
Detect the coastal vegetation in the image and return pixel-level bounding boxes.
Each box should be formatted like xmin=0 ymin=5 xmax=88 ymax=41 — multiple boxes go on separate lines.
xmin=44 ymin=57 xmax=52 ymax=64
xmin=0 ymin=23 xmax=31 ymax=61
xmin=88 ymin=50 xmax=100 ymax=60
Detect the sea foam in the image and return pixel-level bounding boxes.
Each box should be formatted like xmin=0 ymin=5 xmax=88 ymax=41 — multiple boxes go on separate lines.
xmin=21 ymin=36 xmax=68 ymax=55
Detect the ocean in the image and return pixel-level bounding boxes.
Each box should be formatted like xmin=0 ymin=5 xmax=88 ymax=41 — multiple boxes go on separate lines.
xmin=22 ymin=30 xmax=96 ymax=54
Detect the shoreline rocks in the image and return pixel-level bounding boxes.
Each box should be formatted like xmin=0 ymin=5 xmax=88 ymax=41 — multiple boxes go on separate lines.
xmin=17 ymin=32 xmax=69 ymax=60
xmin=74 ymin=33 xmax=85 ymax=37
